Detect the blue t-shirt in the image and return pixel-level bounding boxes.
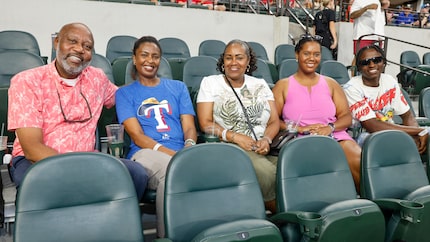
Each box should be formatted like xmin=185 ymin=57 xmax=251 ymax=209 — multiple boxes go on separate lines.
xmin=115 ymin=79 xmax=195 ymax=158
xmin=395 ymin=12 xmax=416 ymax=25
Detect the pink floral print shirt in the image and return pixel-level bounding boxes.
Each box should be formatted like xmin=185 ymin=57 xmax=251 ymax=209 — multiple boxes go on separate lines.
xmin=8 ymin=62 xmax=117 ymax=157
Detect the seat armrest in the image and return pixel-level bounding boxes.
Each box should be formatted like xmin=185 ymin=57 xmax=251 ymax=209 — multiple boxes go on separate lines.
xmin=270 ymin=211 xmax=322 ymax=239
xmin=348 ymin=122 xmax=364 ymax=141
xmin=374 ymin=198 xmax=424 ymax=223
xmin=416 ymin=117 xmax=430 ymax=126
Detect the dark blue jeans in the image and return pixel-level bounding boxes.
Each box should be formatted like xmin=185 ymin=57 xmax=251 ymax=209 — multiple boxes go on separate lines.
xmin=11 ymin=155 xmax=148 ymax=200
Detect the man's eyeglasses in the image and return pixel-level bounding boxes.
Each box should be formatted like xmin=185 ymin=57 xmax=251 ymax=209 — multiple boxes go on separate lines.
xmin=300 ymin=34 xmax=323 ymax=41
xmin=358 ymin=56 xmax=384 ymax=66
xmin=56 ymin=88 xmax=93 ymax=123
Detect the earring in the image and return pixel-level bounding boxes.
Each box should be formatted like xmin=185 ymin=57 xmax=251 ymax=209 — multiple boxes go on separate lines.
xmin=246 ymin=65 xmax=250 ymax=72
xmin=221 ymin=64 xmax=225 ymax=72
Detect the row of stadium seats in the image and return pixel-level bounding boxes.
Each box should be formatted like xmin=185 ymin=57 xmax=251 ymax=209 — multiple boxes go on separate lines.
xmin=3 ymin=28 xmax=430 ymax=241
xmin=0 ymin=29 xmax=403 ymax=148
xmin=0 ymin=29 xmax=342 ymax=87
xmin=4 ymin=30 xmax=430 ymax=144
xmin=12 ymin=130 xmax=430 ymax=242
xmin=399 ymin=50 xmax=430 ymax=95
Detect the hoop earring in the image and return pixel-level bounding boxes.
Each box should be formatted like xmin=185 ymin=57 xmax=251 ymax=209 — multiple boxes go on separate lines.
xmin=221 ymin=64 xmax=225 ymax=72
xmin=246 ymin=65 xmax=250 ymax=72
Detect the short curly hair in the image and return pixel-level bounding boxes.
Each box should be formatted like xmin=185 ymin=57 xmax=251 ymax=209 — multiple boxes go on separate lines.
xmin=216 ymin=39 xmax=258 ymax=75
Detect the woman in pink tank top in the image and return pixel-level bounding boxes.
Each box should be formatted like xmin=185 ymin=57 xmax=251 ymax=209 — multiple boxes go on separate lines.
xmin=272 ymin=35 xmax=362 ymax=192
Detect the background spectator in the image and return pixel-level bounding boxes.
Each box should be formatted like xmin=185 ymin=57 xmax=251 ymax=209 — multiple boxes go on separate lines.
xmin=395 ymin=4 xmax=416 ymax=25
xmin=314 ymin=0 xmax=338 ymax=59
xmin=413 ymin=3 xmax=430 ymax=27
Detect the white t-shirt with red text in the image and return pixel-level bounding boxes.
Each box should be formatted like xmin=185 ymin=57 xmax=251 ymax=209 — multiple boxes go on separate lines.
xmin=343 ymin=73 xmax=410 ymax=124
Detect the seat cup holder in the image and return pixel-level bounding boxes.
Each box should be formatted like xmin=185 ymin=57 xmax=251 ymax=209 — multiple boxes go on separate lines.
xmin=399 ymin=200 xmax=424 ymax=223
xmin=297 ymin=212 xmax=322 ymax=239
xmin=204 ymin=126 xmax=220 ymax=143
xmin=204 ymin=134 xmax=220 ymax=143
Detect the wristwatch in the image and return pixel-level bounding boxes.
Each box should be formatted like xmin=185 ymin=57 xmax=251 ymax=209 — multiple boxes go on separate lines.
xmin=328 ymin=123 xmax=335 ymax=133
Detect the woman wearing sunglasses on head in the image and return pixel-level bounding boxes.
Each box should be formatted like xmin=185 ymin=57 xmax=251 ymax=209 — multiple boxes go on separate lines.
xmin=272 ymin=35 xmax=362 ymax=192
xmin=343 ymin=45 xmax=429 ymax=154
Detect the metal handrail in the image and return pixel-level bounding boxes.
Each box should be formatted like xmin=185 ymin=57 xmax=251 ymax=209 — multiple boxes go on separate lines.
xmin=294 ymin=0 xmax=314 ymax=21
xmin=289 ymin=33 xmax=296 ymax=45
xmin=283 ymin=0 xmax=315 ymax=33
xmin=285 ymin=7 xmax=307 ymax=30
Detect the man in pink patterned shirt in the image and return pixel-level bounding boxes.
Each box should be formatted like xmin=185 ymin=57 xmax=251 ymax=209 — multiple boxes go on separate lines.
xmin=8 ymin=23 xmax=148 ymax=199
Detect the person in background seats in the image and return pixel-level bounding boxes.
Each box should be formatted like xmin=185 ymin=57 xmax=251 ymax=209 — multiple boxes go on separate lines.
xmin=115 ymin=36 xmax=197 ymax=238
xmin=350 ymin=0 xmax=385 ymax=53
xmin=8 ymin=22 xmax=148 ymax=198
xmin=272 ymin=35 xmax=362 ymax=191
xmin=349 ymin=0 xmax=386 ymax=75
xmin=314 ymin=0 xmax=338 ymax=59
xmin=343 ymin=45 xmax=428 ymax=154
xmin=176 ymin=0 xmax=226 ymax=10
xmin=197 ymin=39 xmax=279 ymax=213
xmin=413 ymin=4 xmax=429 ymax=28
xmin=395 ymin=3 xmax=416 ymax=26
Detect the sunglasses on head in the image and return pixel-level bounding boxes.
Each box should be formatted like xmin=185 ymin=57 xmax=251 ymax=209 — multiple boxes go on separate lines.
xmin=358 ymin=56 xmax=384 ymax=66
xmin=300 ymin=34 xmax=323 ymax=41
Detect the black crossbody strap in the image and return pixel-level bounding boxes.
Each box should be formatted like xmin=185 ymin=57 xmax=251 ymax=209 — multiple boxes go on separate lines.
xmin=224 ymin=75 xmax=259 ymax=140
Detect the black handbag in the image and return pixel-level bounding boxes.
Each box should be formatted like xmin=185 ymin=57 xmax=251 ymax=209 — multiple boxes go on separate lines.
xmin=269 ymin=130 xmax=297 ymax=156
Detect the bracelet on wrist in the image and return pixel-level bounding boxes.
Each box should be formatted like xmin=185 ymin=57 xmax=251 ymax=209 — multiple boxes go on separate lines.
xmin=153 ymin=143 xmax=163 ymax=151
xmin=184 ymin=138 xmax=196 ymax=146
xmin=418 ymin=129 xmax=429 ymax=137
xmin=221 ymin=129 xmax=228 ymax=142
xmin=262 ymin=136 xmax=272 ymax=144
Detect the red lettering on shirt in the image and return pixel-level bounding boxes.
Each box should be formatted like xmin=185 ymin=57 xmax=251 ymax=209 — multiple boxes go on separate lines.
xmin=356 ymin=106 xmax=370 ymax=120
xmin=349 ymin=87 xmax=397 ymax=121
xmin=368 ymin=87 xmax=396 ymax=111
xmin=350 ymin=98 xmax=370 ymax=120
xmin=350 ymin=98 xmax=368 ymax=112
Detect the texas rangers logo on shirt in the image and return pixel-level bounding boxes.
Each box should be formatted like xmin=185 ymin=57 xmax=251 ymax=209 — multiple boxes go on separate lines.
xmin=138 ymin=97 xmax=172 ymax=132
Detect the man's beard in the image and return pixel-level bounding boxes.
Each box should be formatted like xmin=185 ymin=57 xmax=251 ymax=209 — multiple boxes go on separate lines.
xmin=56 ymin=48 xmax=90 ymax=77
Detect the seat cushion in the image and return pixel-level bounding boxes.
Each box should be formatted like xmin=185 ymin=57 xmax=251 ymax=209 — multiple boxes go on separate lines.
xmin=318 ymin=199 xmax=385 ymax=242
xmin=191 ymin=219 xmax=282 ymax=242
